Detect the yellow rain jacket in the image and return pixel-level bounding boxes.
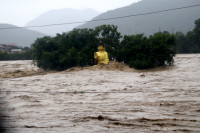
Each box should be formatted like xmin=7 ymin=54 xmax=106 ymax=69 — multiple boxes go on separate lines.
xmin=94 ymin=51 xmax=109 ymax=65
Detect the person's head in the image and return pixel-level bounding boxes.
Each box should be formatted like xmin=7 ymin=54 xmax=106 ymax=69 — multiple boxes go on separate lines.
xmin=97 ymin=42 xmax=105 ymax=51
xmin=97 ymin=45 xmax=104 ymax=51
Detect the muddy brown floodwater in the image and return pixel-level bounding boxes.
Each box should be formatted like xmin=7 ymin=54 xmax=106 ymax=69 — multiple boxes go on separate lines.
xmin=0 ymin=54 xmax=200 ymax=133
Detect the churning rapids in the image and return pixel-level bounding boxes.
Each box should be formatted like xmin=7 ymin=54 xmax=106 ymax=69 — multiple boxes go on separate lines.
xmin=0 ymin=54 xmax=200 ymax=133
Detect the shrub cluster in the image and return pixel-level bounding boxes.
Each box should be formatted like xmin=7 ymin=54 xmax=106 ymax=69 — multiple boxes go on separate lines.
xmin=116 ymin=32 xmax=175 ymax=69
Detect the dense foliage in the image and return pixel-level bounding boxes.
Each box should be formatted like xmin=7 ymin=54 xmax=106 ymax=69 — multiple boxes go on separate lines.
xmin=0 ymin=47 xmax=32 ymax=61
xmin=116 ymin=32 xmax=175 ymax=69
xmin=32 ymin=24 xmax=176 ymax=70
xmin=175 ymin=18 xmax=200 ymax=53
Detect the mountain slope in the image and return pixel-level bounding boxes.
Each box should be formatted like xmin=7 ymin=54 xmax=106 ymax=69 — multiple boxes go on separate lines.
xmin=0 ymin=24 xmax=47 ymax=47
xmin=26 ymin=8 xmax=100 ymax=35
xmin=78 ymin=0 xmax=200 ymax=36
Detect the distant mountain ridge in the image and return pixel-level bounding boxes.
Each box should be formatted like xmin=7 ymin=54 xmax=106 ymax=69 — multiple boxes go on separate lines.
xmin=26 ymin=8 xmax=100 ymax=35
xmin=0 ymin=24 xmax=46 ymax=47
xmin=78 ymin=0 xmax=200 ymax=36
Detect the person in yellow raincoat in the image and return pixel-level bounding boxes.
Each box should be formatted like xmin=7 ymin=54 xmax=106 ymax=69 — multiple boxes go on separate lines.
xmin=94 ymin=43 xmax=109 ymax=65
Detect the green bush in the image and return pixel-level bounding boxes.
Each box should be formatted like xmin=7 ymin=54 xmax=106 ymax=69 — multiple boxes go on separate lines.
xmin=116 ymin=32 xmax=176 ymax=69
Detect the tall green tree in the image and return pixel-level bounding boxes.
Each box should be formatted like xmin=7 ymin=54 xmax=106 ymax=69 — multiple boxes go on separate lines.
xmin=94 ymin=25 xmax=122 ymax=60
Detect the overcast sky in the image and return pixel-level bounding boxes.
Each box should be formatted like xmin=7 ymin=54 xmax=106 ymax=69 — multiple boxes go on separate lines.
xmin=0 ymin=0 xmax=140 ymax=26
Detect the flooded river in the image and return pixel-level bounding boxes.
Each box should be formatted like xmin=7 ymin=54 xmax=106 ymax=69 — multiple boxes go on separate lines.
xmin=0 ymin=54 xmax=200 ymax=133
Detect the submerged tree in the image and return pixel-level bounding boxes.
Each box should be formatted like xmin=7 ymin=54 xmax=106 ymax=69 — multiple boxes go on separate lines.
xmin=116 ymin=32 xmax=176 ymax=69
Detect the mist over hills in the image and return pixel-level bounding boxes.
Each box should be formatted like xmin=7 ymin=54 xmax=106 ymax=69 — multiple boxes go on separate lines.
xmin=0 ymin=24 xmax=46 ymax=47
xmin=26 ymin=8 xmax=100 ymax=36
xmin=78 ymin=0 xmax=200 ymax=36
